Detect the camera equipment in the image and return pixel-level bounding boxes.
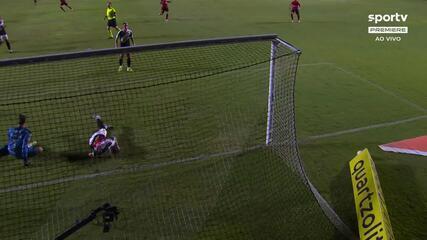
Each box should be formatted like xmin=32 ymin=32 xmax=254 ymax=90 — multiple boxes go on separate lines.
xmin=55 ymin=203 xmax=119 ymax=240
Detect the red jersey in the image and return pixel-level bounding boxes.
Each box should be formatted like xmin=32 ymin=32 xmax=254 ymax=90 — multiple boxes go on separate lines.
xmin=291 ymin=0 xmax=300 ymax=9
xmin=94 ymin=136 xmax=105 ymax=147
xmin=161 ymin=0 xmax=168 ymax=6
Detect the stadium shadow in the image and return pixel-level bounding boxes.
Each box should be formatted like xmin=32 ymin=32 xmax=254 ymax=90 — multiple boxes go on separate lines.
xmin=330 ymin=164 xmax=359 ymax=239
xmin=372 ymin=159 xmax=427 ymax=239
xmin=118 ymin=126 xmax=146 ymax=158
xmin=330 ymin=156 xmax=427 ymax=239
xmin=61 ymin=152 xmax=90 ymax=162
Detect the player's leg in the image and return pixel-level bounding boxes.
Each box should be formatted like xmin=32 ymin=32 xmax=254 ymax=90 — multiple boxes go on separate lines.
xmin=110 ymin=137 xmax=120 ymax=153
xmin=60 ymin=4 xmax=65 ymax=11
xmin=296 ymin=9 xmax=300 ymax=22
xmin=16 ymin=145 xmax=43 ymax=166
xmin=98 ymin=139 xmax=114 ymax=155
xmin=107 ymin=26 xmax=113 ymax=39
xmin=66 ymin=2 xmax=72 ymax=10
xmin=89 ymin=138 xmax=118 ymax=158
xmin=290 ymin=10 xmax=294 ymax=23
xmin=126 ymin=53 xmax=132 ymax=72
xmin=113 ymin=20 xmax=120 ymax=33
xmin=0 ymin=145 xmax=9 ymax=158
xmin=118 ymin=54 xmax=124 ymax=71
xmin=5 ymin=39 xmax=12 ymax=53
xmin=163 ymin=7 xmax=169 ymax=21
xmin=1 ymin=35 xmax=12 ymax=53
xmin=27 ymin=145 xmax=44 ymax=158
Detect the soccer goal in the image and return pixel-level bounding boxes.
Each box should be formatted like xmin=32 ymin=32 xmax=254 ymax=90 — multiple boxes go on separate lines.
xmin=0 ymin=35 xmax=354 ymax=239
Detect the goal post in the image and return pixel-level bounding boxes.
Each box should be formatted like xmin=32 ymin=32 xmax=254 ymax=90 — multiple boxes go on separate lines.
xmin=0 ymin=35 xmax=354 ymax=240
xmin=265 ymin=40 xmax=277 ymax=146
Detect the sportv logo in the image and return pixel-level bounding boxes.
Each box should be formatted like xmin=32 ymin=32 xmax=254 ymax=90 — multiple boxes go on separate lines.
xmin=368 ymin=13 xmax=408 ymax=24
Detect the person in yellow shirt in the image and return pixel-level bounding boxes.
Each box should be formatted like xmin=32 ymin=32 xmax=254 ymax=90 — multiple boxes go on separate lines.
xmin=104 ymin=1 xmax=120 ymax=39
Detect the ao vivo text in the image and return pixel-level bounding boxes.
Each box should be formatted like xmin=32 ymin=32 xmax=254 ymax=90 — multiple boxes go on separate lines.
xmin=375 ymin=36 xmax=401 ymax=42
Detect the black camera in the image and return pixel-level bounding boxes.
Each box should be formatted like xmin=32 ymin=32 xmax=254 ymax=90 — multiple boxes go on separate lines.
xmin=102 ymin=203 xmax=119 ymax=233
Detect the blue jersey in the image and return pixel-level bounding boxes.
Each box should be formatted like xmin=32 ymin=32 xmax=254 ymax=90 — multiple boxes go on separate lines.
xmin=7 ymin=127 xmax=31 ymax=161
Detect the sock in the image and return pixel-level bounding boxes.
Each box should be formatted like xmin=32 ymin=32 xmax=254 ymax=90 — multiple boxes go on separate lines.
xmin=166 ymin=13 xmax=169 ymax=20
xmin=119 ymin=58 xmax=123 ymax=66
xmin=291 ymin=14 xmax=294 ymax=20
xmin=127 ymin=57 xmax=131 ymax=67
xmin=6 ymin=41 xmax=11 ymax=50
xmin=108 ymin=29 xmax=113 ymax=38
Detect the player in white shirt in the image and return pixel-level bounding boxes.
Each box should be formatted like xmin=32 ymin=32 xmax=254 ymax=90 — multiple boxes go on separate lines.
xmin=88 ymin=115 xmax=120 ymax=158
xmin=0 ymin=17 xmax=13 ymax=53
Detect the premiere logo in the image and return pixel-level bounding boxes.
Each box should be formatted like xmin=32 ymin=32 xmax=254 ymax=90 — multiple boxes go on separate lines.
xmin=368 ymin=13 xmax=408 ymax=42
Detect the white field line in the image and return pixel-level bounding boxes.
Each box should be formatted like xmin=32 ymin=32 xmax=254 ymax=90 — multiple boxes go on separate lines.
xmin=307 ymin=115 xmax=427 ymax=140
xmin=299 ymin=62 xmax=333 ymax=67
xmin=2 ymin=114 xmax=425 ymax=194
xmin=0 ymin=146 xmax=261 ymax=194
xmin=330 ymin=64 xmax=427 ymax=113
xmin=300 ymin=61 xmax=426 ymax=113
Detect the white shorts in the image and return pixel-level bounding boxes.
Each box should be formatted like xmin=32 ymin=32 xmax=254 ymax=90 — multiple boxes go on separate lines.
xmin=94 ymin=137 xmax=119 ymax=154
xmin=0 ymin=34 xmax=8 ymax=42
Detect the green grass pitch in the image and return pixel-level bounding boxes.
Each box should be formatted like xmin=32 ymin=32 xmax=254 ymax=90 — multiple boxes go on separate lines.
xmin=0 ymin=0 xmax=426 ymax=239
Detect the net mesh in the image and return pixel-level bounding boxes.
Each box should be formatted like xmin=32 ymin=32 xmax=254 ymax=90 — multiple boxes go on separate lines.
xmin=0 ymin=37 xmax=344 ymax=239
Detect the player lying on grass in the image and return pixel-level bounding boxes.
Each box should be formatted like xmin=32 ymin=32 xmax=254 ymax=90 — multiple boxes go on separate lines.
xmin=0 ymin=17 xmax=13 ymax=53
xmin=60 ymin=0 xmax=72 ymax=12
xmin=105 ymin=1 xmax=120 ymax=39
xmin=88 ymin=115 xmax=120 ymax=158
xmin=160 ymin=0 xmax=171 ymax=22
xmin=115 ymin=22 xmax=134 ymax=72
xmin=290 ymin=0 xmax=301 ymax=23
xmin=0 ymin=114 xmax=43 ymax=166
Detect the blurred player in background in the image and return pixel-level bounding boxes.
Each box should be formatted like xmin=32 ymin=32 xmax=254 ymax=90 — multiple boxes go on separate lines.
xmin=0 ymin=114 xmax=43 ymax=166
xmin=160 ymin=0 xmax=171 ymax=22
xmin=88 ymin=115 xmax=120 ymax=158
xmin=60 ymin=0 xmax=72 ymax=11
xmin=0 ymin=17 xmax=13 ymax=53
xmin=115 ymin=22 xmax=134 ymax=72
xmin=290 ymin=0 xmax=301 ymax=23
xmin=105 ymin=1 xmax=120 ymax=39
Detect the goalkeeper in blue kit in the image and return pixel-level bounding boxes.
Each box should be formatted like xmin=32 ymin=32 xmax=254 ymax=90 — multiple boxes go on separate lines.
xmin=0 ymin=114 xmax=43 ymax=166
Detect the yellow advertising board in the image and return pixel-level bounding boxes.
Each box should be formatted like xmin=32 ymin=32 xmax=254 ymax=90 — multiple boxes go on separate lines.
xmin=349 ymin=149 xmax=394 ymax=240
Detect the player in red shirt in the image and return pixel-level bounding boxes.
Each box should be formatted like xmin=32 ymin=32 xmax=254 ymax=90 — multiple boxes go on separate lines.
xmin=160 ymin=0 xmax=171 ymax=22
xmin=60 ymin=0 xmax=72 ymax=12
xmin=290 ymin=0 xmax=301 ymax=23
